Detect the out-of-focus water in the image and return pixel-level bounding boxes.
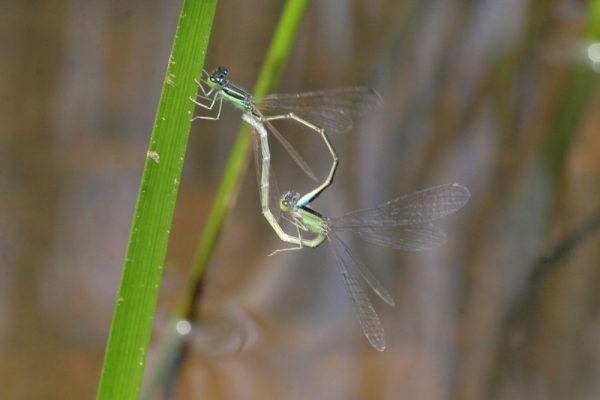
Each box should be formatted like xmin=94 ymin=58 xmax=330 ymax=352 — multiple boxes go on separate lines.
xmin=2 ymin=1 xmax=600 ymax=399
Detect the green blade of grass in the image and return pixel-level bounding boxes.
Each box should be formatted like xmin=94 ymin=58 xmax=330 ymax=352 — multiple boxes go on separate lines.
xmin=96 ymin=1 xmax=218 ymax=399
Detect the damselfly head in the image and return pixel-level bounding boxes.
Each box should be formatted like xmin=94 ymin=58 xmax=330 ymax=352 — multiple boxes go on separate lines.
xmin=209 ymin=66 xmax=229 ymax=86
xmin=279 ymin=191 xmax=300 ymax=213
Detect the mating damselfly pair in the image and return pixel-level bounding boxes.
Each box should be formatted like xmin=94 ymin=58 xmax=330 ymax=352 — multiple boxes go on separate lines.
xmin=191 ymin=67 xmax=470 ymax=351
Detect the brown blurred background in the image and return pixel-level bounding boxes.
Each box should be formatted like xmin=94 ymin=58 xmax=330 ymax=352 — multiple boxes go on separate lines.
xmin=2 ymin=1 xmax=600 ymax=399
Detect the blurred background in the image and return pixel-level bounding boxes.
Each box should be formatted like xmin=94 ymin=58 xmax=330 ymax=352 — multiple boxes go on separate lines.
xmin=3 ymin=0 xmax=600 ymax=399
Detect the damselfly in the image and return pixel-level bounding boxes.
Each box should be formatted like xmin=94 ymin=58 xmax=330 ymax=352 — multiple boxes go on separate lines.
xmin=192 ymin=67 xmax=381 ymax=204
xmin=275 ymin=183 xmax=470 ymax=351
xmin=243 ymin=114 xmax=470 ymax=351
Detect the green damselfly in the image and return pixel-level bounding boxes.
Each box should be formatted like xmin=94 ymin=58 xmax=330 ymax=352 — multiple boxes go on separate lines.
xmin=275 ymin=184 xmax=470 ymax=351
xmin=243 ymin=114 xmax=470 ymax=351
xmin=192 ymin=67 xmax=381 ymax=205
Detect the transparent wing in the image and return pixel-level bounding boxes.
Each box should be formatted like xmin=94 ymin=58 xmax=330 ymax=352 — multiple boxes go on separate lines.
xmin=356 ymin=224 xmax=447 ymax=252
xmin=263 ymin=119 xmax=319 ymax=183
xmin=332 ymin=184 xmax=470 ymax=229
xmin=263 ymin=106 xmax=353 ymax=135
xmin=328 ymin=233 xmax=386 ymax=352
xmin=331 ymin=230 xmax=395 ymax=306
xmin=254 ymin=87 xmax=382 ymax=134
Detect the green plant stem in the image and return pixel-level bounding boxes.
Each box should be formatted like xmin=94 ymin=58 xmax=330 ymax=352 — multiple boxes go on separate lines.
xmin=96 ymin=1 xmax=217 ymax=399
xmin=184 ymin=0 xmax=309 ymax=318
